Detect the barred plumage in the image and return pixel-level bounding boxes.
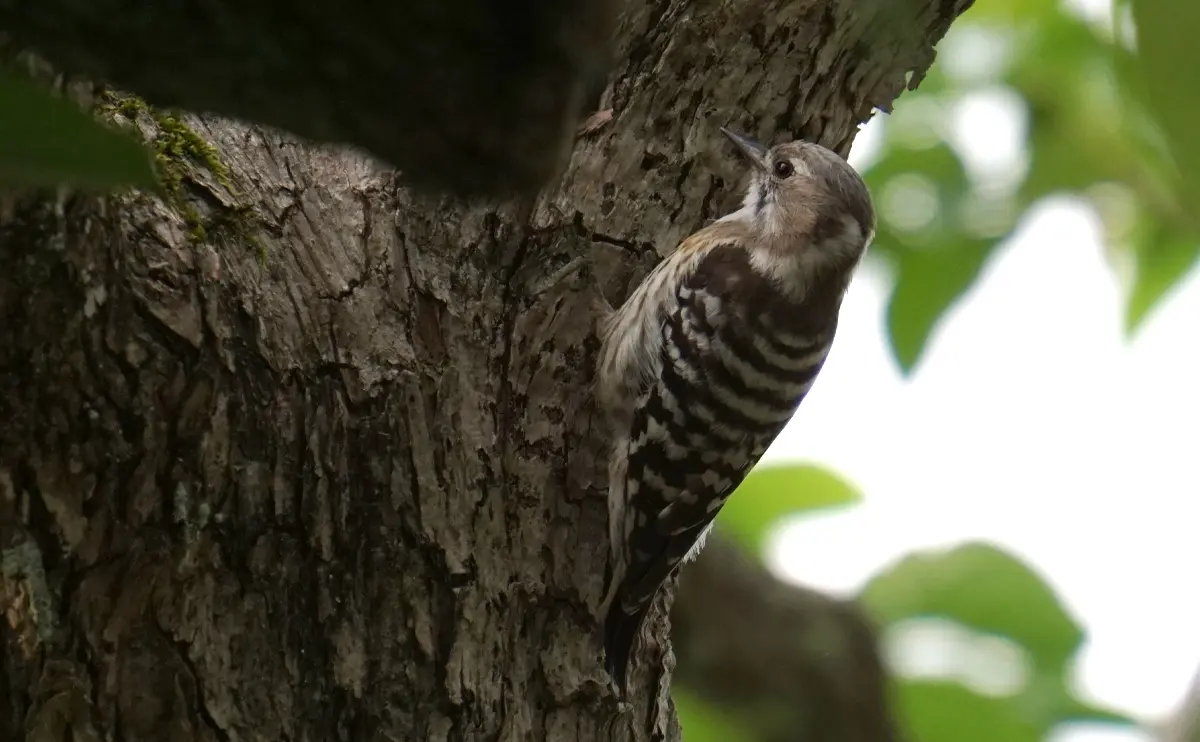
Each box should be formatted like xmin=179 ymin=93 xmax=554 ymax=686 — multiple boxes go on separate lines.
xmin=596 ymin=127 xmax=875 ymax=694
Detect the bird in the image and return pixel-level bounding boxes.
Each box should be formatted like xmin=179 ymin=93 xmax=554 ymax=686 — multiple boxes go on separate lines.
xmin=594 ymin=126 xmax=875 ymax=695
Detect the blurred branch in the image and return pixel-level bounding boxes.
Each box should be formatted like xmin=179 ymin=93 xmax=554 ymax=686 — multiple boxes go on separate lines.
xmin=673 ymin=534 xmax=899 ymax=742
xmin=0 ymin=0 xmax=613 ymax=197
xmin=1162 ymin=668 xmax=1200 ymax=742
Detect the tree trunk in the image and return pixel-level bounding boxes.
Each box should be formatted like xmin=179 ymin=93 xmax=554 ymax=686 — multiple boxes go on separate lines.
xmin=0 ymin=0 xmax=970 ymax=740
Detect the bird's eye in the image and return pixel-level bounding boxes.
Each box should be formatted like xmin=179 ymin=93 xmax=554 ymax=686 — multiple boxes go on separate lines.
xmin=773 ymin=160 xmax=795 ymax=178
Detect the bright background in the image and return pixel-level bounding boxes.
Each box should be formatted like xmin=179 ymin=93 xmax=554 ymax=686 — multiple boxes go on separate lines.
xmin=765 ymin=179 xmax=1200 ymax=737
xmin=752 ymin=0 xmax=1200 ymax=738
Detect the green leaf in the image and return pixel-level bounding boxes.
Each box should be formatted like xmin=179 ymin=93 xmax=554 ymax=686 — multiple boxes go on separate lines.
xmin=896 ymin=680 xmax=1042 ymax=742
xmin=861 ymin=543 xmax=1081 ymax=673
xmin=999 ymin=6 xmax=1200 ymax=337
xmin=866 ymin=140 xmax=969 ymax=207
xmin=673 ymin=688 xmax=756 ymax=742
xmin=1056 ymin=694 xmax=1141 ymax=728
xmin=1125 ymin=217 xmax=1200 ymax=334
xmin=1131 ymin=0 xmax=1200 ymax=216
xmin=865 ymin=545 xmax=1138 ymax=735
xmin=718 ymin=464 xmax=862 ymax=555
xmin=865 ymin=140 xmax=1009 ymax=373
xmin=1014 ymin=667 xmax=1136 ymax=731
xmin=1018 ymin=10 xmax=1107 ymax=86
xmin=0 ymin=66 xmax=157 ymax=190
xmin=1011 ymin=16 xmax=1136 ymax=201
xmin=962 ymin=0 xmax=1057 ymax=25
xmin=885 ymin=237 xmax=993 ymax=373
xmin=1102 ymin=11 xmax=1200 ymax=331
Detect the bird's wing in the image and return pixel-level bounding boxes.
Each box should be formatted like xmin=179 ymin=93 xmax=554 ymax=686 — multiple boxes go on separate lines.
xmin=604 ymin=240 xmax=785 ymax=691
xmin=596 ymin=224 xmax=750 ymax=409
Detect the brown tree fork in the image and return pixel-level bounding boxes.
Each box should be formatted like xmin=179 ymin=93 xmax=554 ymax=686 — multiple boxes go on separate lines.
xmin=0 ymin=0 xmax=971 ymax=739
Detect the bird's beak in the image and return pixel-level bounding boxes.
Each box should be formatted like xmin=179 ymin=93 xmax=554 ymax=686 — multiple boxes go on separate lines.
xmin=720 ymin=127 xmax=770 ymax=173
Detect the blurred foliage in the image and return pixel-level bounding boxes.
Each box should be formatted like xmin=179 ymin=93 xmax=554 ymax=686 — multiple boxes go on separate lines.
xmin=865 ymin=0 xmax=1200 ymax=371
xmin=674 ymin=688 xmax=756 ymax=742
xmin=863 ymin=543 xmax=1081 ymax=669
xmin=0 ymin=65 xmax=157 ymax=190
xmin=688 ymin=463 xmax=1139 ymax=741
xmin=718 ymin=463 xmax=862 ymax=554
xmin=896 ymin=681 xmax=1045 ymax=742
xmin=690 ymin=492 xmax=1140 ymax=741
xmin=863 ymin=543 xmax=1134 ymax=741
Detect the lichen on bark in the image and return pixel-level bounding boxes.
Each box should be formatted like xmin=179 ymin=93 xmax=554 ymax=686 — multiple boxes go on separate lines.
xmin=94 ymin=90 xmax=265 ymax=259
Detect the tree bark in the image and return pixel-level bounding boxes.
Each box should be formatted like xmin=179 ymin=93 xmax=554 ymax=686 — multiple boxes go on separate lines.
xmin=0 ymin=0 xmax=971 ymax=740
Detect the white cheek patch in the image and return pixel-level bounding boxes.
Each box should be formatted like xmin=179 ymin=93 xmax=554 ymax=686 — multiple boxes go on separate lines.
xmin=757 ymin=196 xmax=785 ymax=238
xmin=748 ymin=246 xmax=797 ymax=288
xmin=716 ymin=201 xmax=755 ymax=225
xmin=716 ymin=173 xmax=763 ymax=225
xmin=749 ymin=213 xmax=870 ymax=298
xmin=827 ymin=216 xmax=870 ymax=263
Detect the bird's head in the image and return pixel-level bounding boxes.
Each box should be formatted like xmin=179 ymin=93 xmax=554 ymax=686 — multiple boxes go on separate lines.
xmin=720 ymin=127 xmax=875 ymax=274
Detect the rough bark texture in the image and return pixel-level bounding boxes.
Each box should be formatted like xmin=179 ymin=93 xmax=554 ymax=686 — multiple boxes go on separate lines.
xmin=674 ymin=536 xmax=897 ymax=742
xmin=0 ymin=0 xmax=972 ymax=740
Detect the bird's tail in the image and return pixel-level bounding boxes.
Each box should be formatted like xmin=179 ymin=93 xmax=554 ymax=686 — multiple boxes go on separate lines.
xmin=603 ymin=596 xmax=652 ymax=696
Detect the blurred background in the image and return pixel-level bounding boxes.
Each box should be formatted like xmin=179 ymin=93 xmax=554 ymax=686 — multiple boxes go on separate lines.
xmin=680 ymin=0 xmax=1200 ymax=739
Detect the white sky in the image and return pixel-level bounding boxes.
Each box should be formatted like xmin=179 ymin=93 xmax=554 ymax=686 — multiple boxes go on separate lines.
xmin=757 ymin=5 xmax=1200 ymax=739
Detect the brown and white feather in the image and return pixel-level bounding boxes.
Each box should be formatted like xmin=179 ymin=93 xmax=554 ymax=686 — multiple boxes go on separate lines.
xmin=596 ymin=130 xmax=875 ymax=694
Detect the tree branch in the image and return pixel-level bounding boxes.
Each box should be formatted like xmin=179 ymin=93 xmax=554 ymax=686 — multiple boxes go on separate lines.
xmin=673 ymin=535 xmax=898 ymax=742
xmin=1163 ymin=668 xmax=1200 ymax=742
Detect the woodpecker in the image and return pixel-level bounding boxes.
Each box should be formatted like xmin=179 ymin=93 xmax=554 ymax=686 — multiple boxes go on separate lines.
xmin=596 ymin=126 xmax=875 ymax=694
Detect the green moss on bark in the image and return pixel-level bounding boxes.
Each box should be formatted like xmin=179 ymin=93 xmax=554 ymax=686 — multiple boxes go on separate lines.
xmin=97 ymin=89 xmax=265 ymax=262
